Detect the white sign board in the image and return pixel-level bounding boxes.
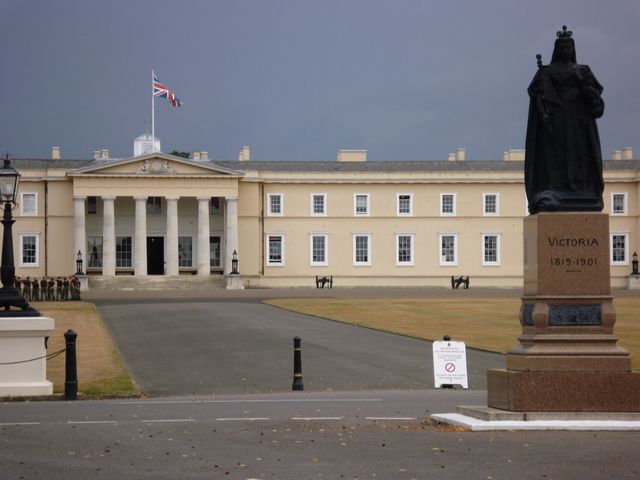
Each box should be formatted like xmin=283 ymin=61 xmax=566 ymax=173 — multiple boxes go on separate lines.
xmin=432 ymin=340 xmax=468 ymax=389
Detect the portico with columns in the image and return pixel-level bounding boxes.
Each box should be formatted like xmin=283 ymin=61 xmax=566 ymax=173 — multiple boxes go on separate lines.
xmin=69 ymin=153 xmax=244 ymax=277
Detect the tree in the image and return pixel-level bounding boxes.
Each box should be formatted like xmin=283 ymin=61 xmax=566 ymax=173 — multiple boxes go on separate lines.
xmin=169 ymin=150 xmax=190 ymax=159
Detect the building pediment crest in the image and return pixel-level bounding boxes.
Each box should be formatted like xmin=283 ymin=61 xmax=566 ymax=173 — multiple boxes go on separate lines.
xmin=68 ymin=152 xmax=245 ymax=177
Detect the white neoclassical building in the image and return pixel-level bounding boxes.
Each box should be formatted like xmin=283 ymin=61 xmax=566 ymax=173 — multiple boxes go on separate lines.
xmin=8 ymin=140 xmax=640 ymax=289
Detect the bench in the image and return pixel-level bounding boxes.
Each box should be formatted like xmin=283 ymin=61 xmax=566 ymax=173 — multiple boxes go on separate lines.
xmin=451 ymin=275 xmax=470 ymax=290
xmin=315 ymin=275 xmax=333 ymax=289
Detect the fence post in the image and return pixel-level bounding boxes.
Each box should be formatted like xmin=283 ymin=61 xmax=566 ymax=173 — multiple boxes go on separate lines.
xmin=64 ymin=329 xmax=78 ymax=400
xmin=292 ymin=336 xmax=303 ymax=391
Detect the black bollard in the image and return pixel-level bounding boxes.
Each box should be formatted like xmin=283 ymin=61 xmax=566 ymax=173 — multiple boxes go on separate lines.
xmin=64 ymin=329 xmax=78 ymax=400
xmin=292 ymin=336 xmax=303 ymax=391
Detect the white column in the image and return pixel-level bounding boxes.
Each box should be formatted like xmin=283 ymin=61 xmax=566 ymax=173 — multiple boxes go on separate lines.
xmin=102 ymin=196 xmax=116 ymax=276
xmin=165 ymin=197 xmax=179 ymax=276
xmin=73 ymin=196 xmax=86 ymax=273
xmin=197 ymin=197 xmax=211 ymax=276
xmin=134 ymin=196 xmax=148 ymax=276
xmin=224 ymin=197 xmax=239 ymax=274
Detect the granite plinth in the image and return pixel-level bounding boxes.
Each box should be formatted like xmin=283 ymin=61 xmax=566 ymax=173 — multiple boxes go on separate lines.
xmin=487 ymin=212 xmax=639 ymax=413
xmin=487 ymin=369 xmax=640 ymax=412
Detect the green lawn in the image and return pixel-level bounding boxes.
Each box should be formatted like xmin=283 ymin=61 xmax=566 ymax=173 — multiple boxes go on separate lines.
xmin=265 ymin=297 xmax=640 ymax=370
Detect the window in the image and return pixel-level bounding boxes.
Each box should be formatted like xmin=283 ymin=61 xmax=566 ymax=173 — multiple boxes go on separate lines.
xmin=267 ymin=193 xmax=283 ymax=216
xmin=396 ymin=234 xmax=414 ymax=266
xmin=439 ymin=234 xmax=458 ymax=266
xmin=482 ymin=234 xmax=501 ymax=265
xmin=440 ymin=193 xmax=456 ymax=216
xmin=87 ymin=196 xmax=97 ymax=214
xmin=20 ymin=193 xmax=37 ymax=216
xmin=267 ymin=235 xmax=284 ymax=266
xmin=483 ymin=193 xmax=499 ymax=216
xmin=115 ymin=236 xmax=132 ymax=268
xmin=354 ymin=194 xmax=370 ymax=216
xmin=178 ymin=236 xmax=193 ymax=268
xmin=210 ymin=197 xmax=222 ymax=216
xmin=311 ymin=194 xmax=327 ymax=216
xmin=397 ymin=194 xmax=413 ymax=216
xmin=147 ymin=197 xmax=162 ymax=214
xmin=611 ymin=193 xmax=627 ymax=215
xmin=87 ymin=236 xmax=103 ymax=268
xmin=310 ymin=234 xmax=328 ymax=266
xmin=20 ymin=234 xmax=39 ymax=266
xmin=611 ymin=233 xmax=629 ymax=264
xmin=210 ymin=236 xmax=221 ymax=268
xmin=353 ymin=234 xmax=371 ymax=265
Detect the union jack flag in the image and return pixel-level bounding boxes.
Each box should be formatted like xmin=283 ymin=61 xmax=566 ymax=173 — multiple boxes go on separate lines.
xmin=153 ymin=74 xmax=183 ymax=107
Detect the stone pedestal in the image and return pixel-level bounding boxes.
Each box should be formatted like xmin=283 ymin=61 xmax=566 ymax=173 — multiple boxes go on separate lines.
xmin=488 ymin=212 xmax=640 ymax=412
xmin=77 ymin=274 xmax=89 ymax=292
xmin=628 ymin=274 xmax=640 ymax=290
xmin=226 ymin=274 xmax=244 ymax=290
xmin=0 ymin=316 xmax=55 ymax=397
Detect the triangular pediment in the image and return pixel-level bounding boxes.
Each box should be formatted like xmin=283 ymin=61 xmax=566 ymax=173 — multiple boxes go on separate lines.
xmin=68 ymin=153 xmax=244 ymax=177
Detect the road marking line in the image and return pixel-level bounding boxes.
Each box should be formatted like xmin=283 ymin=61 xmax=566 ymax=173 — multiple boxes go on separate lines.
xmin=113 ymin=398 xmax=383 ymax=405
xmin=0 ymin=422 xmax=41 ymax=426
xmin=365 ymin=417 xmax=417 ymax=421
xmin=68 ymin=420 xmax=118 ymax=425
xmin=215 ymin=417 xmax=271 ymax=421
xmin=291 ymin=417 xmax=344 ymax=421
xmin=142 ymin=419 xmax=196 ymax=423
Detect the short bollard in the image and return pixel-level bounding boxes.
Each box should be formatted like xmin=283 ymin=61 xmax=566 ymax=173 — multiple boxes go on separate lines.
xmin=64 ymin=329 xmax=78 ymax=400
xmin=292 ymin=336 xmax=304 ymax=391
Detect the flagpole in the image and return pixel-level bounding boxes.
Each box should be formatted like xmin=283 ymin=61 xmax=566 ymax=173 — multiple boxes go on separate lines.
xmin=151 ymin=69 xmax=155 ymax=153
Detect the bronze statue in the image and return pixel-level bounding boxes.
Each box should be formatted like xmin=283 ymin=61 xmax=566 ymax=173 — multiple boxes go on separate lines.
xmin=525 ymin=26 xmax=605 ymax=214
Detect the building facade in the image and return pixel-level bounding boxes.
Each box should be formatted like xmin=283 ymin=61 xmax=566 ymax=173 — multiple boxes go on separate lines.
xmin=9 ymin=144 xmax=640 ymax=289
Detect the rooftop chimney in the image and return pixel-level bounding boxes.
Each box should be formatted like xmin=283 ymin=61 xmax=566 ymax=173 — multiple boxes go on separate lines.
xmin=238 ymin=146 xmax=251 ymax=161
xmin=503 ymin=149 xmax=525 ymax=161
xmin=612 ymin=150 xmax=623 ymax=161
xmin=51 ymin=147 xmax=61 ymax=159
xmin=93 ymin=150 xmax=101 ymax=160
xmin=192 ymin=150 xmax=201 ymax=160
xmin=447 ymin=153 xmax=456 ymax=162
xmin=336 ymin=149 xmax=367 ymax=162
xmin=622 ymin=147 xmax=633 ymax=160
xmin=101 ymin=149 xmax=109 ymax=159
xmin=201 ymin=151 xmax=208 ymax=160
xmin=455 ymin=148 xmax=465 ymax=161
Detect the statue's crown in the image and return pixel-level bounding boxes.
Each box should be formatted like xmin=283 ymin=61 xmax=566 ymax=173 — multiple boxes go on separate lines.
xmin=557 ymin=25 xmax=573 ymax=39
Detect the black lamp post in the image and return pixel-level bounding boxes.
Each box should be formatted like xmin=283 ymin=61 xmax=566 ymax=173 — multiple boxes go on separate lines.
xmin=231 ymin=249 xmax=239 ymax=275
xmin=632 ymin=252 xmax=639 ymax=276
xmin=75 ymin=250 xmax=84 ymax=275
xmin=0 ymin=153 xmax=39 ymax=317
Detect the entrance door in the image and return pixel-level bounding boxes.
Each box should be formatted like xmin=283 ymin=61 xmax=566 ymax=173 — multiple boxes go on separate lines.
xmin=147 ymin=237 xmax=164 ymax=275
xmin=210 ymin=236 xmax=222 ymax=269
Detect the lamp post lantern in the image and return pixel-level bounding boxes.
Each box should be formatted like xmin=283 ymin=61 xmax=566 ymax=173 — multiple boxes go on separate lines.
xmin=632 ymin=252 xmax=639 ymax=276
xmin=231 ymin=249 xmax=239 ymax=275
xmin=0 ymin=153 xmax=39 ymax=316
xmin=75 ymin=250 xmax=84 ymax=275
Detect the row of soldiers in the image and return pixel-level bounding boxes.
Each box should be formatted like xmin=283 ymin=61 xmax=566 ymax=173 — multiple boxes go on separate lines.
xmin=14 ymin=276 xmax=81 ymax=302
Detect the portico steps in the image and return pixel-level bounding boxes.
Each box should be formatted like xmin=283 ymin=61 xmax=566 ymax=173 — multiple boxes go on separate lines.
xmin=88 ymin=274 xmax=227 ymax=291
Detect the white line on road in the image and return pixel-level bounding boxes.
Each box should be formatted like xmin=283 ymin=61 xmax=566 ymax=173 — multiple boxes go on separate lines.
xmin=365 ymin=417 xmax=417 ymax=421
xmin=142 ymin=419 xmax=196 ymax=423
xmin=291 ymin=417 xmax=344 ymax=421
xmin=0 ymin=422 xmax=41 ymax=426
xmin=215 ymin=417 xmax=271 ymax=421
xmin=112 ymin=398 xmax=383 ymax=405
xmin=68 ymin=420 xmax=118 ymax=425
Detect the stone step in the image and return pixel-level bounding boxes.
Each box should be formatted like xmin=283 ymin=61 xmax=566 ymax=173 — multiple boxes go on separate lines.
xmin=88 ymin=275 xmax=227 ymax=291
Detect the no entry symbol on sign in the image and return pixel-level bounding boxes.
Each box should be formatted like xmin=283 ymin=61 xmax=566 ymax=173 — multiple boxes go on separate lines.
xmin=445 ymin=362 xmax=456 ymax=373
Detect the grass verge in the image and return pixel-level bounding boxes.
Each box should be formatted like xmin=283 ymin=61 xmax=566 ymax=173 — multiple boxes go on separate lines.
xmin=265 ymin=297 xmax=640 ymax=370
xmin=34 ymin=302 xmax=137 ymax=395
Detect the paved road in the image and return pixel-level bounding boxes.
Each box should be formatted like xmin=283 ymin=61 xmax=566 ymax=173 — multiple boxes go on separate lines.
xmin=2 ymin=390 xmax=639 ymax=480
xmin=95 ymin=299 xmax=504 ymax=396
